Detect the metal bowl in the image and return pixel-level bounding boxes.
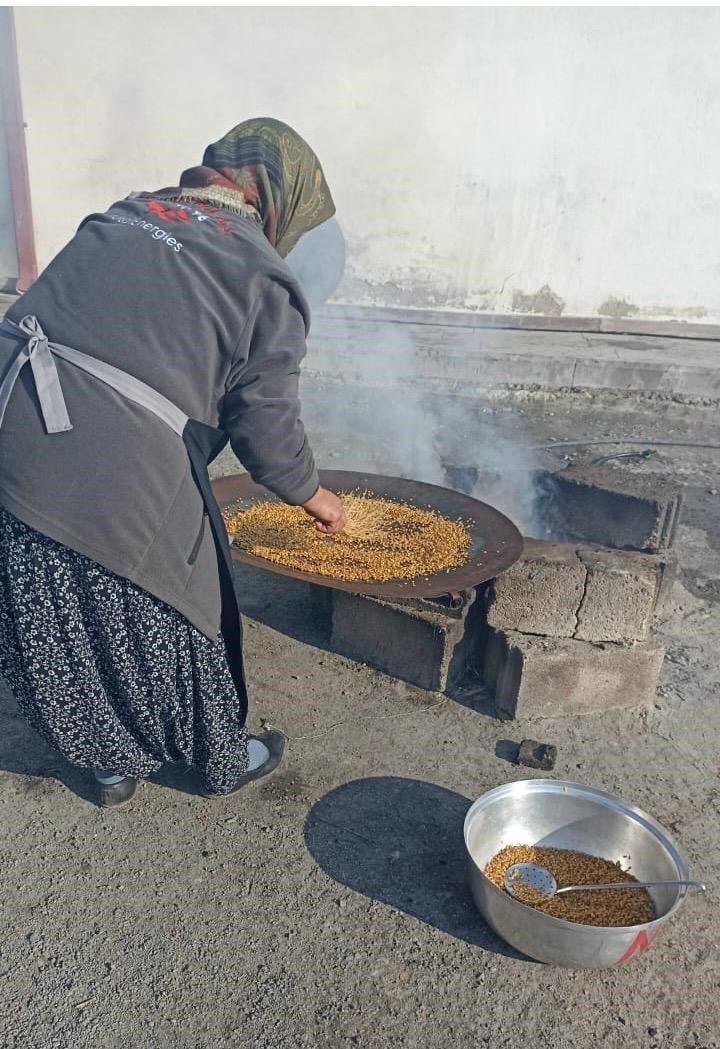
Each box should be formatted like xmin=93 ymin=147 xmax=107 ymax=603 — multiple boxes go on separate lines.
xmin=464 ymin=779 xmax=691 ymax=968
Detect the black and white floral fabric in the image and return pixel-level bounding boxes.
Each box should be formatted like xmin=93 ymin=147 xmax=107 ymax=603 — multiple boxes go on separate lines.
xmin=0 ymin=507 xmax=248 ymax=794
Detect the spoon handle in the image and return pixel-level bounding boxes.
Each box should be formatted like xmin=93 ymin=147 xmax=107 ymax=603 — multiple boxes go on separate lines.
xmin=556 ymin=879 xmax=706 ymax=896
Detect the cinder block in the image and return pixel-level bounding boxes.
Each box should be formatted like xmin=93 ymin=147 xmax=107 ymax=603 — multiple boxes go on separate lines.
xmin=485 ymin=539 xmax=585 ymax=638
xmin=654 ymin=555 xmax=679 ymax=617
xmin=485 ymin=629 xmax=665 ymax=719
xmin=551 ymin=465 xmax=682 ymax=554
xmin=309 ymin=582 xmax=333 ymax=622
xmin=486 ymin=539 xmax=664 ymax=644
xmin=481 ymin=622 xmax=506 ymax=697
xmin=575 ymin=547 xmax=662 ymax=643
xmin=330 ymin=589 xmax=480 ymax=693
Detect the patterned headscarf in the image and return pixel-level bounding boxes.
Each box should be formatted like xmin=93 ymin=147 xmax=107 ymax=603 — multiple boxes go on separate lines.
xmin=176 ymin=118 xmax=335 ymax=258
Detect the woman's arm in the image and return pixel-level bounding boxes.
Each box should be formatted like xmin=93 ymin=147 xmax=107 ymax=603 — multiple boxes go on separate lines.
xmin=219 ymin=276 xmax=346 ymax=533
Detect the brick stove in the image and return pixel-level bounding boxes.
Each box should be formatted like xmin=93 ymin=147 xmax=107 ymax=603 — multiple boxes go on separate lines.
xmin=320 ymin=462 xmax=681 ymax=719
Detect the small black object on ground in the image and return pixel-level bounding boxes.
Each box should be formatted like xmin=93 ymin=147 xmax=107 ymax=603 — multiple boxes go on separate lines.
xmin=517 ymin=738 xmax=557 ymax=771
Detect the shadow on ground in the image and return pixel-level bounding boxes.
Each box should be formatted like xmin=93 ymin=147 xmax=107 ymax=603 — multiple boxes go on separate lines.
xmin=304 ymin=775 xmax=529 ymax=959
xmin=0 ymin=683 xmax=100 ymax=802
xmin=234 ymin=563 xmax=332 ymax=649
xmin=0 ymin=681 xmax=201 ymax=803
xmin=495 ymin=738 xmax=521 ymax=763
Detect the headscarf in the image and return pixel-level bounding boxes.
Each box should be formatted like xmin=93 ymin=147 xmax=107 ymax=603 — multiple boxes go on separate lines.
xmin=168 ymin=118 xmax=335 ymax=258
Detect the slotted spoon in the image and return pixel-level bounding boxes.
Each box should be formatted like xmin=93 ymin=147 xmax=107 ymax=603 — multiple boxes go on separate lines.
xmin=503 ymin=862 xmax=706 ymax=899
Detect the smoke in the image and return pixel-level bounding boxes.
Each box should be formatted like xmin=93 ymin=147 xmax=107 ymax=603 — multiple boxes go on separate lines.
xmin=290 ymin=220 xmax=549 ymax=538
xmin=300 ymin=317 xmax=550 ymax=537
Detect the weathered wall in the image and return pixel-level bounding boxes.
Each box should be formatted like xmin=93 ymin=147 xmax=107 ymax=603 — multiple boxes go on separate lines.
xmin=12 ymin=7 xmax=720 ymax=321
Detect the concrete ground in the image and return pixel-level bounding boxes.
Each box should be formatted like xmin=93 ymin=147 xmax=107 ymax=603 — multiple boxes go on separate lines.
xmin=1 ymin=385 xmax=719 ymax=1049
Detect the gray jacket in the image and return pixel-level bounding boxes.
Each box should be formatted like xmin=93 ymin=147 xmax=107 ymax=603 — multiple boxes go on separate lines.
xmin=0 ymin=195 xmax=319 ymax=637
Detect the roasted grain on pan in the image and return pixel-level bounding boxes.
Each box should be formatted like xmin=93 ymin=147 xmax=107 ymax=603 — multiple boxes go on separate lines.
xmin=223 ymin=492 xmax=471 ymax=583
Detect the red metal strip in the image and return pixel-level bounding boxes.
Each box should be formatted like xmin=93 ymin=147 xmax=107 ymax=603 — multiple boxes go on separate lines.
xmin=0 ymin=8 xmax=37 ymax=292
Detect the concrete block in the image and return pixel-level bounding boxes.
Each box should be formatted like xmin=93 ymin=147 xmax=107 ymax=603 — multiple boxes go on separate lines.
xmin=485 ymin=539 xmax=586 ymax=638
xmin=309 ymin=582 xmax=333 ymax=623
xmin=484 ymin=629 xmax=665 ymax=719
xmin=575 ymin=547 xmax=662 ymax=643
xmin=330 ymin=589 xmax=480 ymax=693
xmin=480 ymin=622 xmax=507 ymax=698
xmin=486 ymin=539 xmax=664 ymax=644
xmin=551 ymin=465 xmax=682 ymax=554
xmin=654 ymin=555 xmax=679 ymax=617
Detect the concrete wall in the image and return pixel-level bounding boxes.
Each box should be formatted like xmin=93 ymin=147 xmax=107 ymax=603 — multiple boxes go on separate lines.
xmin=12 ymin=7 xmax=720 ymax=322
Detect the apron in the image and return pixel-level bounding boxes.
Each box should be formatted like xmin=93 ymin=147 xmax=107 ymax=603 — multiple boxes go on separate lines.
xmin=0 ymin=313 xmax=248 ymax=722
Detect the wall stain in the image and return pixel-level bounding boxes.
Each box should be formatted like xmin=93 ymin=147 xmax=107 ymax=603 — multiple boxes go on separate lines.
xmin=645 ymin=305 xmax=709 ymax=321
xmin=512 ymin=284 xmax=565 ymax=316
xmin=331 ymin=264 xmax=714 ymax=323
xmin=335 ymin=268 xmax=493 ymax=312
xmin=598 ymin=296 xmax=640 ymax=318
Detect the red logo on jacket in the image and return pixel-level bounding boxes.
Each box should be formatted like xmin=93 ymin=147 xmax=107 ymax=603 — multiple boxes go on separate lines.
xmin=147 ymin=200 xmax=189 ymax=222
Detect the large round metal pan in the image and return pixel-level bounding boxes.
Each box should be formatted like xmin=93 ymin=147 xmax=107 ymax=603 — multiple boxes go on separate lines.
xmin=211 ymin=470 xmax=523 ymax=600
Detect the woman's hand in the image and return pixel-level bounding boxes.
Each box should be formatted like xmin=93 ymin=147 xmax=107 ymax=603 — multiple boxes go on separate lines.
xmin=302 ymin=487 xmax=347 ymax=534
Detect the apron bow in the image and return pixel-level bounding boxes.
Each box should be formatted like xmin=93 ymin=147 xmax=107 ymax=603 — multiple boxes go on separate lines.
xmin=0 ymin=314 xmax=73 ymax=434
